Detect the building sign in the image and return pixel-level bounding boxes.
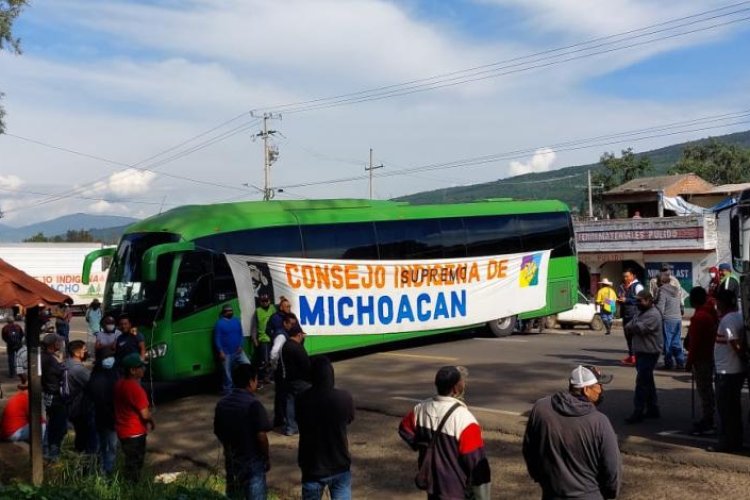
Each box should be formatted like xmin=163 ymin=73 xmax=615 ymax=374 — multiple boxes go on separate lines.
xmin=645 ymin=262 xmax=692 ymax=305
xmin=33 ymin=272 xmax=107 ymax=303
xmin=577 ymin=227 xmax=703 ymax=243
xmin=579 ymin=252 xmax=643 ymax=266
xmin=227 ymin=251 xmax=551 ymax=335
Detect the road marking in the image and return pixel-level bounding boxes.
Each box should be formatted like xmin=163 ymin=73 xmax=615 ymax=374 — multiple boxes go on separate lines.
xmin=657 ymin=430 xmax=715 ymax=443
xmin=392 ymin=396 xmax=523 ymax=416
xmin=472 ymin=338 xmax=529 ymax=343
xmin=376 ymin=352 xmax=458 ymax=362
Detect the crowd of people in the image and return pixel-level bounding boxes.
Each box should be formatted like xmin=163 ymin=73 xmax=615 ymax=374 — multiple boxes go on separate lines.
xmin=0 ymin=260 xmax=747 ymax=499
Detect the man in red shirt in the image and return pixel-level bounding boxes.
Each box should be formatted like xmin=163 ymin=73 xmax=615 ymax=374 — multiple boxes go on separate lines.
xmin=114 ymin=352 xmax=154 ymax=481
xmin=686 ymin=287 xmax=719 ymax=435
xmin=0 ymin=375 xmax=43 ymax=442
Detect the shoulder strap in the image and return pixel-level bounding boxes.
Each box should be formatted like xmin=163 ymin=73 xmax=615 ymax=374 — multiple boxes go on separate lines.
xmin=435 ymin=402 xmax=462 ymax=436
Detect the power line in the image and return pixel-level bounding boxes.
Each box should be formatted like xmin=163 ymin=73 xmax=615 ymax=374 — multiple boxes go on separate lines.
xmin=273 ymin=110 xmax=750 ymax=190
xmin=248 ymin=3 xmax=750 ymax=114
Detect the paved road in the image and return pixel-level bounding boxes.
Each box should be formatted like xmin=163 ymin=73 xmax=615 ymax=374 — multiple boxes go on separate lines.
xmin=3 ymin=318 xmax=750 ymax=498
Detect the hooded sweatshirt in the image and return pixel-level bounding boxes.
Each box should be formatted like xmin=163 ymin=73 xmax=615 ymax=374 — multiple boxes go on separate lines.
xmin=654 ymin=283 xmax=683 ymax=320
xmin=295 ymin=356 xmax=355 ymax=480
xmin=624 ymin=306 xmax=664 ymax=354
xmin=523 ymin=391 xmax=621 ymax=500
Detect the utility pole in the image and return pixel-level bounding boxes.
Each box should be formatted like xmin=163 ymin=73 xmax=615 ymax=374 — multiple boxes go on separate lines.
xmin=253 ymin=113 xmax=281 ymax=201
xmin=365 ymin=148 xmax=384 ymax=200
xmin=587 ymin=169 xmax=594 ymax=218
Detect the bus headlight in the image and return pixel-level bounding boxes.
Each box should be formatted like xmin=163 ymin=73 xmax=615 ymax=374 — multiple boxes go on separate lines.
xmin=148 ymin=343 xmax=168 ymax=359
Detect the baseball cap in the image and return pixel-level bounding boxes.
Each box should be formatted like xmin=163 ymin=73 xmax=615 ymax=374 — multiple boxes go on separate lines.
xmin=569 ymin=365 xmax=613 ymax=388
xmin=121 ymin=352 xmax=146 ymax=369
xmin=718 ymin=263 xmax=732 ymax=271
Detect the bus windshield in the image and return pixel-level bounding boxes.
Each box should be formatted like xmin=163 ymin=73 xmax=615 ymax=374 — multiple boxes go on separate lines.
xmin=104 ymin=232 xmax=180 ymax=324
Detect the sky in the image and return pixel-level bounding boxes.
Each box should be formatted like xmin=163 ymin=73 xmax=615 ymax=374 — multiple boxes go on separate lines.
xmin=1 ymin=0 xmax=749 ymax=225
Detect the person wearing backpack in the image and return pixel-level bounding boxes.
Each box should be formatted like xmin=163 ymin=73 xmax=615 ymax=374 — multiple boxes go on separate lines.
xmin=595 ymin=279 xmax=618 ymax=336
xmin=2 ymin=316 xmax=24 ymax=378
xmin=398 ymin=366 xmax=491 ymax=500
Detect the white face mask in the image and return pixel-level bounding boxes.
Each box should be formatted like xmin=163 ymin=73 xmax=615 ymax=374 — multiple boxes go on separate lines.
xmin=104 ymin=324 xmax=115 ymax=333
xmin=102 ymin=357 xmax=116 ymax=369
xmin=710 ymin=273 xmax=716 ymax=279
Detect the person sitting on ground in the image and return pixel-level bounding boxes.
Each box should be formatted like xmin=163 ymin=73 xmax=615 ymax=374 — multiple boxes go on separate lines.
xmin=214 ymin=363 xmax=272 ymax=499
xmin=685 ymin=287 xmax=718 ymax=435
xmin=0 ymin=375 xmax=45 ymax=443
xmin=296 ymin=356 xmax=355 ymax=500
xmin=523 ymin=365 xmax=621 ymax=500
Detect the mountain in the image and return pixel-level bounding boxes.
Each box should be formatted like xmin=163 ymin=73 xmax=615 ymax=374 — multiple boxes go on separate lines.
xmin=396 ymin=130 xmax=750 ymax=209
xmin=0 ymin=213 xmax=138 ymax=242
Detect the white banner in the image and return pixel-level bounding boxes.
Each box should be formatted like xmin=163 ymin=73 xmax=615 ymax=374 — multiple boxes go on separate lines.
xmin=226 ymin=250 xmax=550 ymax=336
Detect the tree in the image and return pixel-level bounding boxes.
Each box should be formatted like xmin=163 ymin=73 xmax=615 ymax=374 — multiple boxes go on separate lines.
xmin=0 ymin=0 xmax=28 ymax=133
xmin=23 ymin=229 xmax=96 ymax=242
xmin=668 ymin=138 xmax=750 ymax=185
xmin=591 ymin=148 xmax=652 ymax=217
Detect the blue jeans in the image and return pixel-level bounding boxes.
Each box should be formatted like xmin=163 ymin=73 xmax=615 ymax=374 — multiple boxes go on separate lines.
xmin=225 ymin=454 xmax=266 ymax=500
xmin=221 ymin=350 xmax=251 ymax=394
xmin=600 ymin=312 xmax=613 ymax=334
xmin=98 ymin=429 xmax=119 ymax=474
xmin=302 ymin=470 xmax=352 ymax=500
xmin=662 ymin=319 xmax=685 ymax=368
xmin=284 ymin=380 xmax=311 ymax=435
xmin=633 ymin=352 xmax=659 ymax=415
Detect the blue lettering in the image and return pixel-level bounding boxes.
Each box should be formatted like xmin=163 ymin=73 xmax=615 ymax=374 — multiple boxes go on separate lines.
xmin=338 ymin=296 xmax=354 ymax=326
xmin=450 ymin=290 xmax=466 ymax=317
xmin=378 ymin=296 xmax=394 ymax=324
xmin=356 ymin=296 xmax=375 ymax=325
xmin=327 ymin=296 xmax=335 ymax=326
xmin=433 ymin=292 xmax=449 ymax=319
xmin=396 ymin=295 xmax=415 ymax=323
xmin=299 ymin=296 xmax=325 ymax=325
xmin=416 ymin=293 xmax=431 ymax=321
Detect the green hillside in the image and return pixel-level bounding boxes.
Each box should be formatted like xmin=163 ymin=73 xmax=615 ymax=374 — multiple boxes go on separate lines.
xmin=396 ymin=130 xmax=750 ymax=210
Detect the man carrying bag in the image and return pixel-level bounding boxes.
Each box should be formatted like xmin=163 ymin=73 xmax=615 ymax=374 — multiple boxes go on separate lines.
xmin=399 ymin=366 xmax=491 ymax=500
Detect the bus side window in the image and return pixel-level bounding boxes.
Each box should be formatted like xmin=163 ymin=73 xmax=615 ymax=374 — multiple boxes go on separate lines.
xmin=520 ymin=212 xmax=574 ymax=257
xmin=213 ymin=254 xmax=238 ymax=302
xmin=195 ymin=226 xmax=304 ymax=257
xmin=375 ymin=219 xmax=444 ymax=259
xmin=439 ymin=217 xmax=467 ymax=258
xmin=301 ymin=222 xmax=379 ymax=259
xmin=463 ymin=215 xmax=522 ymax=257
xmin=173 ymin=252 xmax=213 ymax=320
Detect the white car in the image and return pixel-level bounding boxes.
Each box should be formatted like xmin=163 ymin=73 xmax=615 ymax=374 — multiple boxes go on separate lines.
xmin=553 ymin=291 xmax=604 ymax=331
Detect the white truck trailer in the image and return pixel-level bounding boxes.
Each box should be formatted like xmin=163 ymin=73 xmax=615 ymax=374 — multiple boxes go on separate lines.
xmin=0 ymin=242 xmax=110 ymax=314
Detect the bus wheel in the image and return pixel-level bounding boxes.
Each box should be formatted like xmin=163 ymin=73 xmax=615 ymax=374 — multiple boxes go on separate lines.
xmin=488 ymin=316 xmax=516 ymax=337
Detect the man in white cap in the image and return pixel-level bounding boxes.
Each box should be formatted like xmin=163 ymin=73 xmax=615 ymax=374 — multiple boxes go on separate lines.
xmin=523 ymin=365 xmax=621 ymax=500
xmin=595 ymin=279 xmax=617 ymax=336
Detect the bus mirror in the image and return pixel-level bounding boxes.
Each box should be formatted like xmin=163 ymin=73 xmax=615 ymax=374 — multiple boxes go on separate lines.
xmin=142 ymin=242 xmax=196 ymax=281
xmin=82 ymin=247 xmax=116 ymax=285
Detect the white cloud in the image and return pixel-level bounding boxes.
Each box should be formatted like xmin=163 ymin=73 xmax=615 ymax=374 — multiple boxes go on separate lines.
xmin=105 ymin=169 xmax=157 ymax=197
xmin=508 ymin=148 xmax=557 ymax=176
xmin=0 ymin=175 xmax=24 ymax=191
xmin=88 ymin=199 xmax=127 ymax=214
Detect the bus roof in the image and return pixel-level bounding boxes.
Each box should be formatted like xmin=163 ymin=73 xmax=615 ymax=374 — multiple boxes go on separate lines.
xmin=125 ymin=198 xmax=570 ymax=241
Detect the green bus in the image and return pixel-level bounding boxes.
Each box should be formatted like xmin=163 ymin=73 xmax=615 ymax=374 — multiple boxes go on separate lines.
xmin=83 ymin=198 xmax=577 ymax=381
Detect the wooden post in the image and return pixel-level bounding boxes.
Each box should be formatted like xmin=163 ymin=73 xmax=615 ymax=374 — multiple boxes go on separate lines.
xmin=25 ymin=305 xmax=44 ymax=485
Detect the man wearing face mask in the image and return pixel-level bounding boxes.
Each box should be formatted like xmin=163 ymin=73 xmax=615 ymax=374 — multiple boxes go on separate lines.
xmin=95 ymin=315 xmax=121 ymax=358
xmin=523 ymin=365 xmax=621 ymax=500
xmin=399 ymin=366 xmax=491 ymax=500
xmin=66 ymin=340 xmax=97 ymax=454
